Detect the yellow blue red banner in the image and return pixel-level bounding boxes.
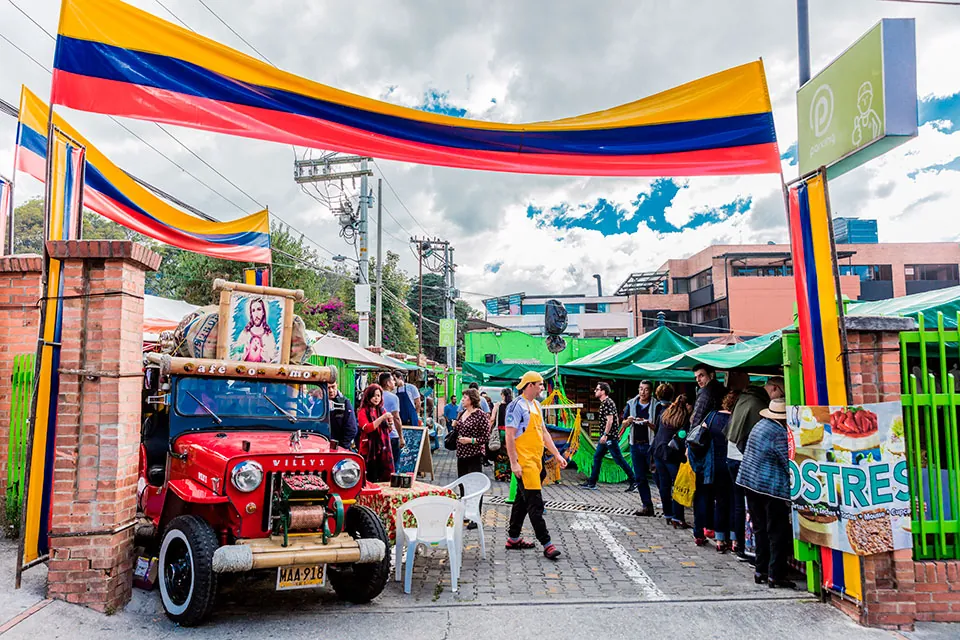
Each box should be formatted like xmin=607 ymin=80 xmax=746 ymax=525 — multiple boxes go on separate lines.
xmin=244 ymin=267 xmax=269 ymax=287
xmin=49 ymin=0 xmax=781 ymax=177
xmin=15 ymin=86 xmax=271 ymax=262
xmin=787 ymin=171 xmax=861 ymax=601
xmin=22 ymin=128 xmax=85 ymax=565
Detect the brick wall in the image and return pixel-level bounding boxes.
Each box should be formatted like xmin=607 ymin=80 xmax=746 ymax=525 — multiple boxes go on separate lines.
xmin=43 ymin=241 xmax=160 ymax=613
xmin=0 ymin=255 xmax=42 ymax=518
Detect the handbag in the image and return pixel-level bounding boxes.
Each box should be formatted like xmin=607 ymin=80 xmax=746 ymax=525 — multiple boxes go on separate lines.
xmin=672 ymin=461 xmax=696 ymax=507
xmin=487 ymin=405 xmax=502 ymax=452
xmin=444 ymin=426 xmax=458 ymax=451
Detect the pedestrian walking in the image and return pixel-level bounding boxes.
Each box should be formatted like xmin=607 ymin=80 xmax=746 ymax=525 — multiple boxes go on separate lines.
xmin=328 ymin=379 xmax=359 ymax=449
xmin=652 ymin=389 xmax=691 ymax=528
xmin=737 ymin=398 xmax=795 ymax=589
xmin=622 ymin=380 xmax=660 ymax=515
xmin=505 ymin=371 xmax=568 ymax=560
xmin=443 ymin=395 xmax=460 ymax=428
xmin=580 ymin=382 xmax=634 ymax=490
xmin=725 ymin=376 xmax=784 ymax=559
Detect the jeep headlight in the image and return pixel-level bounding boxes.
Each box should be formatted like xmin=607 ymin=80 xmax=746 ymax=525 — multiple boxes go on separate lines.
xmin=231 ymin=461 xmax=263 ymax=492
xmin=332 ymin=459 xmax=362 ymax=489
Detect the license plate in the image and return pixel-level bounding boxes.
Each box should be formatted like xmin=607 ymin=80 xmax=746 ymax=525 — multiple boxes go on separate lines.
xmin=276 ymin=564 xmax=326 ymax=591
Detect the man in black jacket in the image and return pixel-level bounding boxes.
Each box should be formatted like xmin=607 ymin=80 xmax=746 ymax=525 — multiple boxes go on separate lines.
xmin=327 ymin=380 xmax=358 ymax=449
xmin=691 ymin=364 xmax=725 ymax=429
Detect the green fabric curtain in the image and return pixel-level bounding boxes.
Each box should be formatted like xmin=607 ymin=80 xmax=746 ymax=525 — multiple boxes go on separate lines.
xmin=570 ymin=431 xmax=633 ymax=484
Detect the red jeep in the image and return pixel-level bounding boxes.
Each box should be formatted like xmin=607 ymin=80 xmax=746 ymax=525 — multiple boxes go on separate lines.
xmin=139 ymin=353 xmax=389 ymax=626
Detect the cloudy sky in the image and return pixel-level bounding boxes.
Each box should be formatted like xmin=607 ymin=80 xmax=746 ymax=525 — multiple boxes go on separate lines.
xmin=1 ymin=0 xmax=959 ymax=308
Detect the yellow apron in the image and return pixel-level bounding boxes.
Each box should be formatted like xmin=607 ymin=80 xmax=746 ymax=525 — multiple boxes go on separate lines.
xmin=515 ymin=399 xmax=546 ymax=490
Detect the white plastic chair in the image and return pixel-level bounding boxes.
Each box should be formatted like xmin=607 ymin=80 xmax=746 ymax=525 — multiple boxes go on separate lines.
xmin=394 ymin=496 xmax=464 ymax=594
xmin=444 ymin=471 xmax=492 ymax=558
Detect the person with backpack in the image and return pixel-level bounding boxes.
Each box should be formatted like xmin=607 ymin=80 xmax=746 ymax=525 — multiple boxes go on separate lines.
xmin=652 ymin=387 xmax=691 ymax=528
xmin=687 ymin=389 xmax=740 ymax=548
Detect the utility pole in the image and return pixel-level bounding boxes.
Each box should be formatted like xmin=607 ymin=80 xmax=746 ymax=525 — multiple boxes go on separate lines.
xmin=410 ymin=237 xmax=454 ymax=364
xmin=292 ymin=154 xmax=373 ymax=344
xmin=797 ymin=0 xmax=811 ymax=86
xmin=447 ymin=246 xmax=457 ymax=371
xmin=375 ymin=178 xmax=383 ymax=347
xmin=357 ymin=158 xmax=370 ymax=347
xmin=418 ymin=241 xmax=424 ymax=365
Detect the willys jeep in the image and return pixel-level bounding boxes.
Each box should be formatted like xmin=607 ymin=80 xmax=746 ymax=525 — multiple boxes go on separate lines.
xmin=138 ymin=352 xmax=389 ymax=626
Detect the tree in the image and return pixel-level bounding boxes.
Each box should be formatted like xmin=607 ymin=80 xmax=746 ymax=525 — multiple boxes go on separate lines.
xmin=11 ymin=197 xmax=43 ymax=254
xmin=407 ymin=272 xmax=480 ymax=364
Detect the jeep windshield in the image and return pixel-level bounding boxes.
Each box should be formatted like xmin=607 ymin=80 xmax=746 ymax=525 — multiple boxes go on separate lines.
xmin=173 ymin=377 xmax=329 ymax=433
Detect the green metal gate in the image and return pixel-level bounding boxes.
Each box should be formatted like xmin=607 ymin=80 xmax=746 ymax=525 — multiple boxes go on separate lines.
xmin=900 ymin=312 xmax=960 ymax=560
xmin=5 ymin=353 xmax=35 ymax=531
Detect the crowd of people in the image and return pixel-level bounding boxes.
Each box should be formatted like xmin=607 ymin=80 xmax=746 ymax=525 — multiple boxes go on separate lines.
xmin=574 ymin=365 xmax=794 ymax=589
xmin=324 ymin=365 xmax=795 ymax=582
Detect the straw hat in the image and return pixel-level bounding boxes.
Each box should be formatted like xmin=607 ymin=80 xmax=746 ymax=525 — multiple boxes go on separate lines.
xmin=516 ymin=371 xmax=544 ymax=390
xmin=760 ymin=398 xmax=787 ymax=420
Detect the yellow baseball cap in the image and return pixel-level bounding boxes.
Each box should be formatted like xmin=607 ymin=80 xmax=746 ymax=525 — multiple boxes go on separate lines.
xmin=516 ymin=371 xmax=544 ymax=390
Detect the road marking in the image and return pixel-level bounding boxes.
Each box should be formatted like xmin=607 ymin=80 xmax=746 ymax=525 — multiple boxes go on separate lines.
xmin=0 ymin=599 xmax=53 ymax=635
xmin=570 ymin=513 xmax=666 ymax=601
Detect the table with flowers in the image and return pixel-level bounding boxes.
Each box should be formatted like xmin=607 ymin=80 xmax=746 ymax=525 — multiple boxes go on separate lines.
xmin=356 ymin=481 xmax=457 ymax=544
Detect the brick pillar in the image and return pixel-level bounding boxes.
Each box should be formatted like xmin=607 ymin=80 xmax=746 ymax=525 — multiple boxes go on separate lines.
xmin=843 ymin=316 xmax=918 ymax=630
xmin=45 ymin=240 xmax=161 ymax=613
xmin=0 ymin=255 xmax=42 ymax=521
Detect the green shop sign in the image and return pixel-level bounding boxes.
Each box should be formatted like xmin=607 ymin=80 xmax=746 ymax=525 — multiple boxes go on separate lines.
xmin=797 ymin=18 xmax=917 ymax=178
xmin=439 ymin=319 xmax=457 ymax=347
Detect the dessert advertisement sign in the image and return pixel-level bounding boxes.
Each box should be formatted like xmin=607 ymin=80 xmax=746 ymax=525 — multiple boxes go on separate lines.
xmin=787 ymin=402 xmax=912 ymax=555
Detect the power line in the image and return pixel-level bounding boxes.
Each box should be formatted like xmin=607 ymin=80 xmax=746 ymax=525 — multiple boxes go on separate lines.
xmin=194 ymin=0 xmax=276 ymax=65
xmin=372 ymin=159 xmax=432 ymax=236
xmin=153 ymin=0 xmax=194 ymax=30
xmin=0 ymin=31 xmax=50 ymax=73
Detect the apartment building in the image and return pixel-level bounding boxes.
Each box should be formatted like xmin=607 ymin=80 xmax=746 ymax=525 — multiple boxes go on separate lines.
xmin=617 ymin=242 xmax=960 ymax=338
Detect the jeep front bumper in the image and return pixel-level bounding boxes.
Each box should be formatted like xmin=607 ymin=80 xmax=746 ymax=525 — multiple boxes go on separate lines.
xmin=211 ymin=533 xmax=385 ymax=573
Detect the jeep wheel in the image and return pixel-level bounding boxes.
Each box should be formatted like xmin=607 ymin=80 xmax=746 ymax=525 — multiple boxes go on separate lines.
xmin=159 ymin=515 xmax=219 ymax=626
xmin=328 ymin=505 xmax=390 ymax=603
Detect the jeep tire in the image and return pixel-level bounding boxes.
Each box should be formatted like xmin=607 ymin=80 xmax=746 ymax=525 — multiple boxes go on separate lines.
xmin=158 ymin=515 xmax=219 ymax=626
xmin=328 ymin=505 xmax=390 ymax=603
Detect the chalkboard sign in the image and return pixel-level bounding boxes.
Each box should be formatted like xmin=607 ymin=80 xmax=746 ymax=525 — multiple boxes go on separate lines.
xmin=395 ymin=426 xmax=434 ymax=480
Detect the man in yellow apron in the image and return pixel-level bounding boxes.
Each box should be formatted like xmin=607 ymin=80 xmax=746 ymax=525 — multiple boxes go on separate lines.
xmin=504 ymin=371 xmax=567 ymax=559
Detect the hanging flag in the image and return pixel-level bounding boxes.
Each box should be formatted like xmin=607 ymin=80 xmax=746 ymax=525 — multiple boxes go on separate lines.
xmin=0 ymin=175 xmax=11 ymax=253
xmin=22 ymin=128 xmax=85 ymax=565
xmin=16 ymin=86 xmax=271 ymax=262
xmin=787 ymin=171 xmax=861 ymax=602
xmin=244 ymin=267 xmax=270 ymax=287
xmin=50 ymin=0 xmax=781 ymax=177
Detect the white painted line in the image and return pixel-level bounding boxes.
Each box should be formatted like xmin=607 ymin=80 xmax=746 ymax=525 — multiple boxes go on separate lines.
xmin=571 ymin=513 xmax=666 ymax=601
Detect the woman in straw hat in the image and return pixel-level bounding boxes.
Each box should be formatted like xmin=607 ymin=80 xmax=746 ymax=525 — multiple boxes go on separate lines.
xmin=736 ymin=398 xmax=795 ymax=590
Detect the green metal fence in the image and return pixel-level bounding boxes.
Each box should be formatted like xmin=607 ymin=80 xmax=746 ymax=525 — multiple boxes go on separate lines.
xmin=5 ymin=353 xmax=35 ymax=531
xmin=900 ymin=312 xmax=960 ymax=560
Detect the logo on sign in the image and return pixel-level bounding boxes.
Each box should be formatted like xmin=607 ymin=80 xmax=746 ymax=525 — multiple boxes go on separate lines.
xmin=810 ymin=84 xmax=834 ymax=138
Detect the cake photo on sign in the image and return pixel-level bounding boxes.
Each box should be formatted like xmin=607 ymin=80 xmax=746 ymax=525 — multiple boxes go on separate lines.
xmin=846 ymin=508 xmax=895 ymax=555
xmin=830 ymin=406 xmax=880 ymax=452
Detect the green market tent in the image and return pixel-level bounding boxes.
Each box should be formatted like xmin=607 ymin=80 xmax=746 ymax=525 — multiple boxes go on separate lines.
xmin=461 ymin=361 xmax=557 ymax=386
xmin=847 ymin=285 xmax=960 ymax=328
xmin=560 ymin=326 xmax=698 ymax=380
xmin=646 ymin=329 xmax=785 ymax=372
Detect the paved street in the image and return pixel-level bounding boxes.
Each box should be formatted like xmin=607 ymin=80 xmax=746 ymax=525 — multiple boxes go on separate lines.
xmin=0 ymin=447 xmax=955 ymax=638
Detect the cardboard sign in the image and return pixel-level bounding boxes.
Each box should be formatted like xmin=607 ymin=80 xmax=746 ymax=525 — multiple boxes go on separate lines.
xmin=787 ymin=401 xmax=911 ymax=555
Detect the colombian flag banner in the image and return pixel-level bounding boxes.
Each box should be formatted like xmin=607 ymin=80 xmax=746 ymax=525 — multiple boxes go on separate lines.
xmin=22 ymin=129 xmax=85 ymax=565
xmin=787 ymin=171 xmax=861 ymax=602
xmin=16 ymin=86 xmax=271 ymax=262
xmin=50 ymin=0 xmax=780 ymax=177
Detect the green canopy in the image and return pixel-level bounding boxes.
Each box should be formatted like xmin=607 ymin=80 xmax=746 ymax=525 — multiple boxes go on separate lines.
xmin=461 ymin=362 xmax=557 ymax=386
xmin=559 ymin=326 xmax=698 ymax=381
xmin=847 ymin=285 xmax=960 ymax=328
xmin=646 ymin=329 xmax=785 ymax=372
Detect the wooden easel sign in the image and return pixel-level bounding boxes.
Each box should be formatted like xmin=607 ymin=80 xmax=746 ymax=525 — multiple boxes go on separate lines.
xmin=213 ymin=279 xmax=305 ymax=365
xmin=396 ymin=426 xmax=434 ymax=481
